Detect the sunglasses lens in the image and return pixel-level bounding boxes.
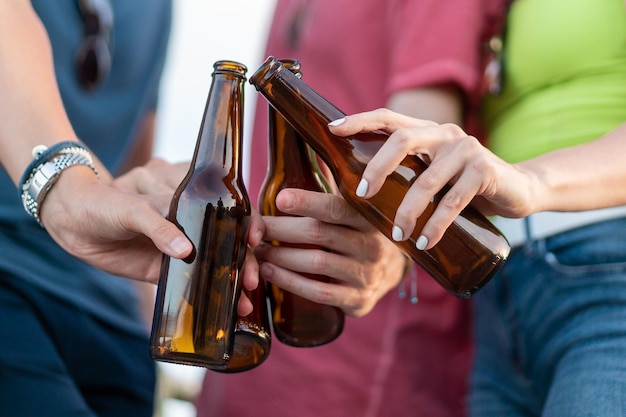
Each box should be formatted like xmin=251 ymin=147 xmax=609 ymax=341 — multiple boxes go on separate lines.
xmin=75 ymin=36 xmax=111 ymax=91
xmin=75 ymin=0 xmax=113 ymax=91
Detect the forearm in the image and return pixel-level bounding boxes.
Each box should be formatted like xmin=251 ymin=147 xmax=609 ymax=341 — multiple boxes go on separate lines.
xmin=387 ymin=84 xmax=463 ymax=125
xmin=519 ymin=122 xmax=626 ymax=213
xmin=0 ymin=1 xmax=100 ymax=185
xmin=118 ymin=112 xmax=157 ymax=174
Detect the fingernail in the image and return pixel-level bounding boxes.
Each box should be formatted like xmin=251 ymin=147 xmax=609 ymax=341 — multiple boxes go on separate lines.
xmin=356 ymin=178 xmax=368 ymax=197
xmin=252 ymin=229 xmax=264 ymax=245
xmin=260 ymin=263 xmax=273 ymax=279
xmin=415 ymin=235 xmax=428 ymax=250
xmin=392 ymin=225 xmax=403 ymax=241
xmin=279 ymin=189 xmax=296 ymax=210
xmin=170 ymin=236 xmax=192 ymax=255
xmin=328 ymin=117 xmax=346 ymax=127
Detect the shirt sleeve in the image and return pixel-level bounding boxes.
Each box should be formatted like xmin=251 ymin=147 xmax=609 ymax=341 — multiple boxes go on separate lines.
xmin=385 ymin=0 xmax=489 ymax=98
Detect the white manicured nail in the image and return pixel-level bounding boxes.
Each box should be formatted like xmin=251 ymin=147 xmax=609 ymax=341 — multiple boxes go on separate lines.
xmin=356 ymin=179 xmax=368 ymax=197
xmin=415 ymin=235 xmax=428 ymax=250
xmin=392 ymin=226 xmax=403 ymax=241
xmin=328 ymin=117 xmax=346 ymax=127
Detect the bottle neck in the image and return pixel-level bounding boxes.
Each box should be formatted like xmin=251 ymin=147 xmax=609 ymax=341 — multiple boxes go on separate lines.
xmin=267 ymin=106 xmax=316 ymax=180
xmin=251 ymin=60 xmax=348 ymax=170
xmin=192 ymin=73 xmax=245 ymax=177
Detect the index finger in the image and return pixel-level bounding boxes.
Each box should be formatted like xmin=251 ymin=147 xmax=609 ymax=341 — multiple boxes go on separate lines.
xmin=327 ymin=108 xmax=436 ymax=136
xmin=275 ymin=188 xmax=371 ymax=231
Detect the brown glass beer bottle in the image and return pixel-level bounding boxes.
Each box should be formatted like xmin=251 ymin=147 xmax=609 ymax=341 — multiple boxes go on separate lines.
xmin=258 ymin=59 xmax=344 ymax=347
xmin=150 ymin=60 xmax=251 ymax=369
xmin=215 ymin=283 xmax=272 ymax=373
xmin=250 ymin=56 xmax=510 ymax=299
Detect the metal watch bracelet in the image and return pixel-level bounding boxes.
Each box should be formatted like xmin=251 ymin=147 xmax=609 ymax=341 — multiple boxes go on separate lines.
xmin=20 ymin=143 xmax=98 ymax=226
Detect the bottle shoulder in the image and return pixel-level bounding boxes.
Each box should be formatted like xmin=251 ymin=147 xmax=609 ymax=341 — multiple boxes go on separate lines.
xmin=175 ymin=167 xmax=248 ymax=205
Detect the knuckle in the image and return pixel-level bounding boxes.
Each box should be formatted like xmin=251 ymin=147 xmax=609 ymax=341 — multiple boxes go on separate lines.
xmin=440 ymin=122 xmax=467 ymax=138
xmin=415 ymin=170 xmax=439 ymax=193
xmin=459 ymin=134 xmax=482 ymax=151
xmin=366 ymin=236 xmax=386 ymax=260
xmin=304 ymin=219 xmax=328 ymax=245
xmin=440 ymin=190 xmax=465 ymax=212
xmin=327 ymin=195 xmax=350 ymax=223
xmin=373 ymin=108 xmax=396 ymax=128
xmin=392 ymin=129 xmax=416 ymax=151
xmin=130 ymin=166 xmax=151 ymax=181
xmin=310 ymin=250 xmax=330 ymax=274
xmin=373 ymin=107 xmax=393 ymax=118
xmin=311 ymin=282 xmax=334 ymax=305
xmin=350 ymin=290 xmax=375 ymax=317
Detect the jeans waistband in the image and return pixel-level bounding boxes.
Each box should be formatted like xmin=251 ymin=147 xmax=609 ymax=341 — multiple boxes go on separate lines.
xmin=492 ymin=205 xmax=626 ymax=247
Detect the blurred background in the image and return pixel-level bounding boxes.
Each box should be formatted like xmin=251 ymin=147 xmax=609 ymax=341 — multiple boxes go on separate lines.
xmin=154 ymin=0 xmax=277 ymax=177
xmin=153 ymin=1 xmax=276 ymax=416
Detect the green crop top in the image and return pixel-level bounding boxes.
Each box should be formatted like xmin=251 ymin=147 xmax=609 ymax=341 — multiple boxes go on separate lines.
xmin=482 ymin=0 xmax=626 ymax=163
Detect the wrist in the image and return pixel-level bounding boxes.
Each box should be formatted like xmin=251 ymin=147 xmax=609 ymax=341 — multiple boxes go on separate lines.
xmin=19 ymin=142 xmax=99 ymax=226
xmin=40 ymin=164 xmax=101 ymax=223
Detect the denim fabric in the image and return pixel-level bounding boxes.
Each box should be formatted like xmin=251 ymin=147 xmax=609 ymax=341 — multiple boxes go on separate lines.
xmin=0 ymin=277 xmax=156 ymax=417
xmin=470 ymin=217 xmax=626 ymax=417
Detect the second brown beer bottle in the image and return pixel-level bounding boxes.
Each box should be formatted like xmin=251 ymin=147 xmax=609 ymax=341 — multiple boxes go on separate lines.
xmin=150 ymin=60 xmax=251 ymax=370
xmin=250 ymin=56 xmax=510 ymax=299
xmin=258 ymin=59 xmax=344 ymax=347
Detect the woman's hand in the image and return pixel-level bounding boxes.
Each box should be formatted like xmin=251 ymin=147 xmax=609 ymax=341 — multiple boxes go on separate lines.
xmin=39 ymin=157 xmax=262 ymax=316
xmin=328 ymin=109 xmax=539 ymax=250
xmin=256 ymin=188 xmax=409 ymax=317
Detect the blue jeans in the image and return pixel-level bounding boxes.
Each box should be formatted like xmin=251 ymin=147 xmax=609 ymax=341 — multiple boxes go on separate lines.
xmin=0 ymin=276 xmax=156 ymax=417
xmin=470 ymin=217 xmax=626 ymax=417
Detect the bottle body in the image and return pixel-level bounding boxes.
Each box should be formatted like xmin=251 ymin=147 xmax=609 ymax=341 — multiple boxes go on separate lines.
xmin=250 ymin=56 xmax=510 ymax=299
xmin=214 ymin=283 xmax=272 ymax=373
xmin=150 ymin=61 xmax=251 ymax=369
xmin=258 ymin=59 xmax=344 ymax=347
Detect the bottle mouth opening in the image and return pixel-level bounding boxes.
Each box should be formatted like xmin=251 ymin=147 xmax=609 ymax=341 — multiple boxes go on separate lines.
xmin=277 ymin=58 xmax=301 ymax=77
xmin=249 ymin=56 xmax=283 ymax=90
xmin=213 ymin=60 xmax=248 ymax=77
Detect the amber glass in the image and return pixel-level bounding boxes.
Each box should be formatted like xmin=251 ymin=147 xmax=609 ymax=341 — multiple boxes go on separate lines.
xmin=257 ymin=59 xmax=345 ymax=347
xmin=150 ymin=60 xmax=251 ymax=369
xmin=250 ymin=56 xmax=511 ymax=299
xmin=213 ymin=283 xmax=272 ymax=373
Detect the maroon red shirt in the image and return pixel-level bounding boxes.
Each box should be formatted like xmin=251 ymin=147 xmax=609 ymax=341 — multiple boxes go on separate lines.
xmin=197 ymin=0 xmax=495 ymax=415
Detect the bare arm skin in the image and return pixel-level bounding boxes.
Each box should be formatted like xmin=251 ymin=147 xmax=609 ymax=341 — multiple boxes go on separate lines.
xmin=0 ymin=2 xmax=266 ymax=306
xmin=328 ymin=109 xmax=626 ymax=250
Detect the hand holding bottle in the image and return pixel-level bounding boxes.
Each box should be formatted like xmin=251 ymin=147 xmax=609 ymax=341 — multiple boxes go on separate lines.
xmin=40 ymin=163 xmax=196 ymax=284
xmin=251 ymin=56 xmax=508 ymax=298
xmin=256 ymin=187 xmax=409 ymax=317
xmin=327 ymin=108 xmax=535 ymax=250
xmin=107 ymin=156 xmax=264 ymax=316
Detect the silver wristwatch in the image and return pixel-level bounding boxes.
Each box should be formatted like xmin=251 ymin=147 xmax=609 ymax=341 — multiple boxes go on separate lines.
xmin=21 ymin=147 xmax=97 ymax=225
